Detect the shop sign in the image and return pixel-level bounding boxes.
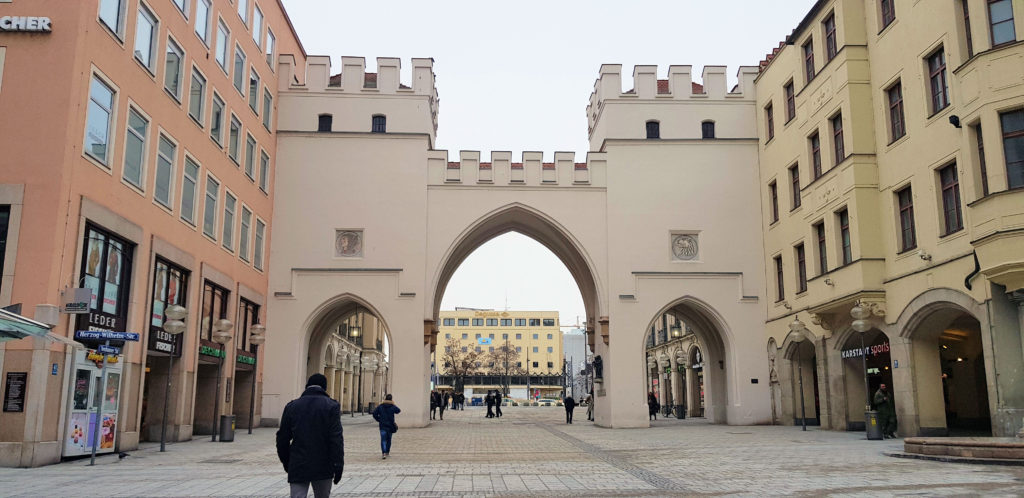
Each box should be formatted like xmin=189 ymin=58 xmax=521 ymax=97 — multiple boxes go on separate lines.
xmin=664 ymin=366 xmax=672 ymax=374
xmin=0 ymin=16 xmax=53 ymax=33
xmin=236 ymin=353 xmax=255 ymax=365
xmin=3 ymin=372 xmax=27 ymax=413
xmin=148 ymin=328 xmax=182 ymax=357
xmin=86 ymin=351 xmax=119 ymax=364
xmin=199 ymin=345 xmax=226 ymax=358
xmin=841 ymin=341 xmax=890 ymax=359
xmin=60 ymin=288 xmax=92 ymax=314
xmin=478 ymin=337 xmax=492 ymax=345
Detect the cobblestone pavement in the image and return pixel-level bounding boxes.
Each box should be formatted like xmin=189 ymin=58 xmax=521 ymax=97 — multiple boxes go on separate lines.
xmin=2 ymin=406 xmax=1023 ymax=497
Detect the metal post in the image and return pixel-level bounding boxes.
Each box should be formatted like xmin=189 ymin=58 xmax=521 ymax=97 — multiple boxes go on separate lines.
xmin=160 ymin=351 xmax=174 ymax=451
xmin=797 ymin=345 xmax=807 ymax=431
xmin=356 ymin=354 xmax=363 ymax=415
xmin=212 ymin=343 xmax=224 ymax=442
xmin=247 ymin=344 xmax=259 ymax=435
xmin=89 ymin=340 xmax=110 ymax=466
xmin=860 ymin=331 xmax=871 ymax=413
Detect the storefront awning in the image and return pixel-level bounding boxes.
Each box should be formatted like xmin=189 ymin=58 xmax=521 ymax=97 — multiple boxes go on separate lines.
xmin=0 ymin=308 xmax=82 ymax=347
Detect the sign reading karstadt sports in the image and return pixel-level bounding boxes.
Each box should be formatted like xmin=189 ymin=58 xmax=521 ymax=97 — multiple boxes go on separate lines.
xmin=841 ymin=341 xmax=890 ymax=359
xmin=0 ymin=16 xmax=52 ymax=33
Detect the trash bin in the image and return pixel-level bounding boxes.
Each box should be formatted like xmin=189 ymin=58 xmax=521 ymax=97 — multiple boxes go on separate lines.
xmin=865 ymin=410 xmax=883 ymax=440
xmin=219 ymin=414 xmax=236 ymax=442
xmin=675 ymin=405 xmax=686 ymax=419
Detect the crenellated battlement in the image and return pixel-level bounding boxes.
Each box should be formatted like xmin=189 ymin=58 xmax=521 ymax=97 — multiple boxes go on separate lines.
xmin=427 ymin=150 xmax=607 ymax=187
xmin=278 ymin=55 xmax=437 ymax=96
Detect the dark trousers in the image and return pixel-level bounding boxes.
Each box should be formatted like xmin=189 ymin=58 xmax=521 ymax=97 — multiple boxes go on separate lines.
xmin=566 ymin=408 xmax=574 ymax=424
xmin=430 ymin=406 xmax=436 ymax=419
xmin=486 ymin=405 xmax=494 ymax=418
xmin=495 ymin=405 xmax=502 ymax=417
xmin=438 ymin=406 xmax=445 ymax=420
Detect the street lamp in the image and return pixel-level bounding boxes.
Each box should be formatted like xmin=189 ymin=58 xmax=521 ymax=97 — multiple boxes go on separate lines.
xmin=160 ymin=304 xmax=188 ymax=452
xmin=211 ymin=318 xmax=233 ymax=442
xmin=788 ymin=315 xmax=808 ymax=432
xmin=670 ymin=323 xmax=682 ymax=339
xmin=675 ymin=348 xmax=687 ymax=419
xmin=850 ymin=303 xmax=877 ymax=440
xmin=247 ymin=323 xmax=266 ymax=435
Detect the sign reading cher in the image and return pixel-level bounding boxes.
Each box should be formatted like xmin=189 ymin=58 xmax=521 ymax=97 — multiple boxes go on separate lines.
xmin=0 ymin=16 xmax=53 ymax=33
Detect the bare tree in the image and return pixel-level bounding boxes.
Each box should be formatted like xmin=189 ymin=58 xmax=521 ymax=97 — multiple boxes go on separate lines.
xmin=440 ymin=337 xmax=481 ymax=392
xmin=486 ymin=339 xmax=523 ymax=395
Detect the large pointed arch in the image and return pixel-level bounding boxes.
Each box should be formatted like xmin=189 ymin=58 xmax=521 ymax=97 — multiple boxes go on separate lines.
xmin=300 ymin=293 xmax=393 ymax=381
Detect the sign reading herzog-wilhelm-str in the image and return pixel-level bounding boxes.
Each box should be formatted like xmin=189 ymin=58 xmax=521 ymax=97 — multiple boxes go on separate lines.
xmin=0 ymin=16 xmax=52 ymax=33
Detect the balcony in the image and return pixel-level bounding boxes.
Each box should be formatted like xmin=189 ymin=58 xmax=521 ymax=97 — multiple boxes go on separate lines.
xmin=969 ymin=188 xmax=1024 ymax=292
xmin=803 ymin=258 xmax=886 ymax=314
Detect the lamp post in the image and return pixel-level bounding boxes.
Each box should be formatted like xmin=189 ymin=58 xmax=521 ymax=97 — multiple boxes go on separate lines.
xmin=211 ymin=318 xmax=233 ymax=442
xmin=160 ymin=305 xmax=188 ymax=452
xmin=670 ymin=323 xmax=682 ymax=339
xmin=247 ymin=323 xmax=266 ymax=435
xmin=674 ymin=348 xmax=687 ymax=419
xmin=850 ymin=304 xmax=878 ymax=439
xmin=789 ymin=315 xmax=808 ymax=432
xmin=658 ymin=352 xmax=671 ymax=417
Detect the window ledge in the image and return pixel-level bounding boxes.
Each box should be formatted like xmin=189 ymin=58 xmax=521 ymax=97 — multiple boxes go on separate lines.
xmin=886 ymin=133 xmax=908 ymax=149
xmin=938 ymin=228 xmax=968 ymax=244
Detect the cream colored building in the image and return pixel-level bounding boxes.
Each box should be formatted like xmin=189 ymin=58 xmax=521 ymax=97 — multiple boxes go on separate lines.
xmin=756 ymin=0 xmax=1024 ymax=437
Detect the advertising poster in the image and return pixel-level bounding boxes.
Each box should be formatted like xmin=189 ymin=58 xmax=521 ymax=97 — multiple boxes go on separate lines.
xmin=100 ymin=413 xmax=117 ymax=449
xmin=65 ymin=412 xmax=94 ymax=455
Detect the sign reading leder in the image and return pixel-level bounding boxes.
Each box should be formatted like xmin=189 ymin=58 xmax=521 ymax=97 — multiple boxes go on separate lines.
xmin=0 ymin=16 xmax=53 ymax=33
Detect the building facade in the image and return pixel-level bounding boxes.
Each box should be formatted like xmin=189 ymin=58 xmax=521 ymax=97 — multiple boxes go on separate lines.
xmin=644 ymin=313 xmax=703 ymax=419
xmin=756 ymin=0 xmax=1024 ymax=437
xmin=562 ymin=328 xmax=591 ymax=399
xmin=0 ymin=0 xmax=303 ymax=466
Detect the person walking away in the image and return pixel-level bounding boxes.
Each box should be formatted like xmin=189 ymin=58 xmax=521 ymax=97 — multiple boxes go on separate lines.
xmin=276 ymin=374 xmax=344 ymax=498
xmin=563 ymin=395 xmax=576 ymax=424
xmin=485 ymin=392 xmax=495 ymax=418
xmin=458 ymin=392 xmax=465 ymax=410
xmin=585 ymin=393 xmax=594 ymax=421
xmin=648 ymin=391 xmax=659 ymax=421
xmin=429 ymin=390 xmax=438 ymax=420
xmin=494 ymin=391 xmax=503 ymax=418
xmin=372 ymin=394 xmax=401 ymax=459
xmin=873 ymin=383 xmax=898 ymax=438
xmin=444 ymin=391 xmax=452 ymax=411
xmin=438 ymin=391 xmax=447 ymax=420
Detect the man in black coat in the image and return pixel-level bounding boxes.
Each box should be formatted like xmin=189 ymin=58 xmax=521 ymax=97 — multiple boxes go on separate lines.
xmin=563 ymin=394 xmax=576 ymax=424
xmin=276 ymin=374 xmax=344 ymax=498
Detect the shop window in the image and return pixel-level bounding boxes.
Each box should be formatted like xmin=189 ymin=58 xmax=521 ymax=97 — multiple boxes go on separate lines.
xmin=238 ymin=298 xmax=259 ymax=352
xmin=149 ymin=258 xmax=189 ymax=356
xmin=201 ymin=280 xmax=229 ymax=341
xmin=80 ymin=224 xmax=135 ymax=319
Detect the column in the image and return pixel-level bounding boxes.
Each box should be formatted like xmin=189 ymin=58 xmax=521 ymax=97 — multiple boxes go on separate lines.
xmin=670 ymin=353 xmax=684 ymax=419
xmin=333 ymin=369 xmax=343 ymax=401
xmin=686 ymin=363 xmax=699 ymax=417
xmin=344 ymin=366 xmax=355 ymax=413
xmin=325 ymin=366 xmax=336 ymax=399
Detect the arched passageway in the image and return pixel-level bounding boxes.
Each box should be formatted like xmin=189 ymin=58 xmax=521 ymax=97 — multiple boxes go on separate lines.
xmin=782 ymin=336 xmax=820 ymax=426
xmin=838 ymin=328 xmax=892 ymax=431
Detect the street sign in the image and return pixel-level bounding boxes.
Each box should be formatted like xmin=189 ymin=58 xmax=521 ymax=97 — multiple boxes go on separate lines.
xmin=75 ymin=330 xmax=140 ymax=342
xmin=97 ymin=345 xmax=120 ymax=355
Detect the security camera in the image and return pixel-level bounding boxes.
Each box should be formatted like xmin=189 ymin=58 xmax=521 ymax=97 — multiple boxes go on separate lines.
xmin=917 ymin=250 xmax=932 ymax=261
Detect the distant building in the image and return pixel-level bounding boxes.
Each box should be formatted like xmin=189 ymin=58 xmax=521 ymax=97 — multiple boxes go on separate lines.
xmin=563 ymin=329 xmax=591 ymax=399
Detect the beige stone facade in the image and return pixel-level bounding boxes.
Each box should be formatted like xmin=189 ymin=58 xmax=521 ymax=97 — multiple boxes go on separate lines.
xmin=756 ymin=0 xmax=1024 ymax=437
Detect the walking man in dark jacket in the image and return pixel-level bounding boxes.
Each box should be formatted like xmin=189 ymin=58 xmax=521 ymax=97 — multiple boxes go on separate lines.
xmin=429 ymin=390 xmax=438 ymax=420
xmin=276 ymin=374 xmax=344 ymax=498
xmin=438 ymin=391 xmax=447 ymax=420
xmin=485 ymin=392 xmax=495 ymax=418
xmin=372 ymin=394 xmax=401 ymax=459
xmin=563 ymin=394 xmax=576 ymax=424
xmin=873 ymin=383 xmax=898 ymax=438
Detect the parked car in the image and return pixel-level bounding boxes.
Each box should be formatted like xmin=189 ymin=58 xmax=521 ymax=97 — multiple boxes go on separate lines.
xmin=537 ymin=398 xmax=563 ymax=406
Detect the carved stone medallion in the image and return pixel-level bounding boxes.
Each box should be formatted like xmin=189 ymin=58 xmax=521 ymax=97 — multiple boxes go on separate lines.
xmin=671 ymin=234 xmax=699 ymax=261
xmin=335 ymin=230 xmax=363 ymax=257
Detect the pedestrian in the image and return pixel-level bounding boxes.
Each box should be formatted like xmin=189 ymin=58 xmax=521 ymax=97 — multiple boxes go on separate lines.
xmin=563 ymin=394 xmax=576 ymax=424
xmin=444 ymin=391 xmax=452 ymax=411
xmin=458 ymin=392 xmax=465 ymax=410
xmin=276 ymin=373 xmax=344 ymax=498
xmin=648 ymin=391 xmax=659 ymax=421
xmin=485 ymin=391 xmax=495 ymax=418
xmin=585 ymin=393 xmax=593 ymax=421
xmin=496 ymin=391 xmax=504 ymax=418
xmin=438 ymin=391 xmax=446 ymax=421
xmin=873 ymin=383 xmax=898 ymax=438
xmin=372 ymin=394 xmax=401 ymax=459
xmin=429 ymin=389 xmax=438 ymax=420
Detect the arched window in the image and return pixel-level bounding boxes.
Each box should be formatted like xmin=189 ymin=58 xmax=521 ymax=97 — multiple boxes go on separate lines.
xmin=701 ymin=120 xmax=715 ymax=139
xmin=371 ymin=115 xmax=386 ymax=133
xmin=646 ymin=120 xmax=660 ymax=139
xmin=317 ymin=114 xmax=332 ymax=132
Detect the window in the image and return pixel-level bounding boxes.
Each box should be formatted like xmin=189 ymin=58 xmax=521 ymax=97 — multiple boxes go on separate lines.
xmin=318 ymin=114 xmax=332 ymax=132
xmin=803 ymin=39 xmax=815 ymax=82
xmin=239 ymin=206 xmax=252 ymax=262
xmin=222 ymin=191 xmax=236 ymax=250
xmin=122 ymin=108 xmax=148 ymax=189
xmin=927 ymin=48 xmax=949 ymax=114
xmin=1002 ymin=109 xmax=1024 ymax=189
xmin=210 ymin=93 xmax=224 ymax=145
xmin=203 ymin=175 xmax=219 ymax=238
xmin=488 ymin=333 xmax=494 ymax=338
xmin=237 ymin=298 xmax=259 ymax=352
xmin=215 ymin=21 xmax=229 ymax=71
xmin=532 ymin=362 xmax=539 ymax=369
xmin=172 ymin=0 xmax=187 ymax=16
xmin=457 ymin=318 xmax=469 ymax=326
xmin=768 ymin=181 xmax=779 ymax=223
xmin=259 ymin=150 xmax=270 ymax=192
xmin=940 ymin=164 xmax=964 ymax=234
xmin=815 ymin=222 xmax=827 ymax=274
xmin=896 ymin=186 xmax=917 ymax=252
xmin=442 ymin=318 xmax=454 ymax=326
xmin=149 ymin=258 xmax=188 ymax=356
xmin=372 ymin=115 xmax=386 ymax=133
xmin=810 ymin=132 xmax=822 ymax=179
xmin=134 ymin=4 xmax=158 ymax=71
xmin=228 ymin=116 xmax=241 ymax=164
xmin=795 ymin=244 xmax=807 ymax=293
xmin=887 ymin=81 xmax=905 ymax=142
xmin=248 ymin=68 xmax=260 ymax=112
xmin=164 ymin=38 xmax=184 ymax=100
xmin=547 ymin=347 xmax=553 ymax=353
xmin=824 ymin=13 xmax=837 ymax=61
xmin=472 ymin=318 xmax=484 ymax=326
xmin=80 ymin=225 xmax=134 ymax=317
xmin=532 ymin=347 xmax=538 ymax=353
xmin=515 ymin=333 xmax=522 ymax=339
xmin=765 ymin=102 xmax=774 ymax=141
xmin=784 ymin=82 xmax=795 ymax=122
xmin=838 ymin=208 xmax=852 ymax=264
xmin=502 ymin=333 xmax=508 ymax=339
xmin=974 ymin=124 xmax=990 ymax=196
xmin=265 ymin=29 xmax=276 ymax=66
xmin=99 ymin=0 xmax=125 ymax=36
xmin=486 ymin=318 xmax=498 ymax=326
xmin=962 ymin=0 xmax=974 ymax=58
xmin=880 ymin=0 xmax=896 ymax=29
xmin=501 ymin=318 xmax=512 ymax=326
xmin=180 ymin=157 xmax=199 ymax=225
xmin=85 ymin=75 xmax=115 ymax=165
xmin=237 ymin=0 xmax=248 ymax=24
xmin=532 ymin=333 xmax=539 ymax=339
xmin=195 ymin=0 xmax=210 ymax=44
xmin=989 ymin=0 xmax=1016 ymax=46
xmin=188 ymin=68 xmax=205 ymax=125
xmin=789 ymin=164 xmax=801 ymax=209
xmin=774 ymin=255 xmax=784 ymax=302
xmin=240 ymin=134 xmax=256 ymax=181
xmin=646 ymin=120 xmax=660 ymax=139
xmin=701 ymin=121 xmax=715 ymax=139
xmin=529 ymin=319 xmax=540 ymax=326
xmin=515 ymin=319 xmax=526 ymax=326
xmin=262 ymin=89 xmax=272 ymax=130
xmin=546 ymin=333 xmax=553 ymax=339
xmin=200 ymin=280 xmax=228 ymax=341
xmin=154 ymin=135 xmax=176 ymax=208
xmin=543 ymin=319 xmax=555 ymax=327
xmin=831 ymin=113 xmax=845 ymax=164
xmin=252 ymin=5 xmax=263 ymax=46
xmin=233 ymin=46 xmax=246 ymax=94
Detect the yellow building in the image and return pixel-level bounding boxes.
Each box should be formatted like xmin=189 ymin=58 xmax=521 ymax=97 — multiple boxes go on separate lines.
xmin=756 ymin=0 xmax=1024 ymax=437
xmin=434 ymin=309 xmax=563 ymax=399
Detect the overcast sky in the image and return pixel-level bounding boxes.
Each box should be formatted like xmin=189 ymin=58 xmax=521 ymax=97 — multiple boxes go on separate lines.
xmin=282 ymin=0 xmax=815 ymax=325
